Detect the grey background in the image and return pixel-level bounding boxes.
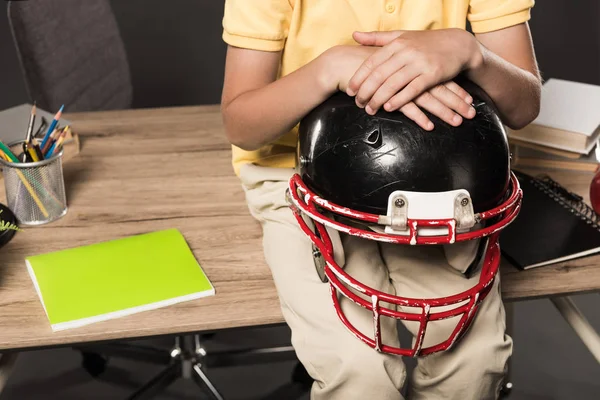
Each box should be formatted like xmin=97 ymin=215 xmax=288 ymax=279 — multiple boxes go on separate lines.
xmin=0 ymin=1 xmax=599 ymax=399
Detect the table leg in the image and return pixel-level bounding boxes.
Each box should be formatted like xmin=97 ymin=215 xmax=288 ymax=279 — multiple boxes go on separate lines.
xmin=0 ymin=353 xmax=18 ymax=394
xmin=550 ymin=296 xmax=600 ymax=364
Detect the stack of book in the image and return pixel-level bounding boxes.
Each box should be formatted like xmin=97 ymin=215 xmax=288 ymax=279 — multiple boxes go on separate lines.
xmin=507 ymin=78 xmax=600 ymax=172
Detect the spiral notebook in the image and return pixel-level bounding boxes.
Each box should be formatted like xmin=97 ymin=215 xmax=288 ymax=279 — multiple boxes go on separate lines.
xmin=500 ymin=170 xmax=600 ymax=269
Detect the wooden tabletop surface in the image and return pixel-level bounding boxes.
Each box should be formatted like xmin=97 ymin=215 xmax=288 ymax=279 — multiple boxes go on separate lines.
xmin=0 ymin=106 xmax=599 ymax=352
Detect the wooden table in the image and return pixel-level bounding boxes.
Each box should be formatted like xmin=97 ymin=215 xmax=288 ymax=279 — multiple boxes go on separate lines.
xmin=1 ymin=106 xmax=599 ymax=353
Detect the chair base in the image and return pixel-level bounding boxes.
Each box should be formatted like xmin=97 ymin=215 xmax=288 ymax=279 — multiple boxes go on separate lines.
xmin=77 ymin=325 xmax=519 ymax=399
xmin=76 ymin=334 xmax=303 ymax=400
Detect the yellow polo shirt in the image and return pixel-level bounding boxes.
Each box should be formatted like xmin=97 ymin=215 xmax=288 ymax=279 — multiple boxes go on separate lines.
xmin=222 ymin=0 xmax=535 ymax=176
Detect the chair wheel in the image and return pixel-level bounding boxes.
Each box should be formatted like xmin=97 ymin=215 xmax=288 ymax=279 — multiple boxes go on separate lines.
xmin=500 ymin=381 xmax=513 ymax=398
xmin=81 ymin=351 xmax=108 ymax=377
xmin=291 ymin=361 xmax=312 ymax=386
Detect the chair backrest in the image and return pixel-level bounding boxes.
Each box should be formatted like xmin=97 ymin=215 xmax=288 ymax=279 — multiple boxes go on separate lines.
xmin=7 ymin=0 xmax=133 ymax=112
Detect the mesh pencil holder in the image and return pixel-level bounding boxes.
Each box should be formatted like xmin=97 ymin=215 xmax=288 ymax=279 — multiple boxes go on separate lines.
xmin=0 ymin=140 xmax=68 ymax=225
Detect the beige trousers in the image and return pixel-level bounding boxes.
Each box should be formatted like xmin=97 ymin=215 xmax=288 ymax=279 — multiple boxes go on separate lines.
xmin=240 ymin=163 xmax=512 ymax=400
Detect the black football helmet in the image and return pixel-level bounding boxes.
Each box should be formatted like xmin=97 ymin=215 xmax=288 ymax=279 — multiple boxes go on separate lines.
xmin=286 ymin=78 xmax=522 ymax=357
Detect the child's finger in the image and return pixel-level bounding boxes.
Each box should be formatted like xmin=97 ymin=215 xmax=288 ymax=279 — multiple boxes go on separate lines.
xmin=383 ymin=75 xmax=430 ymax=114
xmin=352 ymin=30 xmax=405 ymax=47
xmin=399 ymin=102 xmax=434 ymax=131
xmin=414 ymin=91 xmax=463 ymax=127
xmin=347 ymin=42 xmax=402 ymax=96
xmin=429 ymin=84 xmax=476 ymax=119
xmin=363 ymin=64 xmax=419 ymax=115
xmin=444 ymin=81 xmax=473 ymax=104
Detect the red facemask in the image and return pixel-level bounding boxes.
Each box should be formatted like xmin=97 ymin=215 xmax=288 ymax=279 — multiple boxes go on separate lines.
xmin=286 ymin=171 xmax=522 ymax=357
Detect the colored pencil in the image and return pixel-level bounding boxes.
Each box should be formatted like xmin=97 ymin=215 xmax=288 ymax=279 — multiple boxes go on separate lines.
xmin=15 ymin=169 xmax=49 ymax=217
xmin=0 ymin=149 xmax=10 ymax=162
xmin=40 ymin=104 xmax=64 ymax=149
xmin=27 ymin=146 xmax=39 ymax=162
xmin=32 ymin=138 xmax=44 ymax=160
xmin=0 ymin=140 xmax=19 ymax=163
xmin=47 ymin=126 xmax=69 ymax=158
xmin=41 ymin=128 xmax=59 ymax=155
xmin=45 ymin=128 xmax=63 ymax=158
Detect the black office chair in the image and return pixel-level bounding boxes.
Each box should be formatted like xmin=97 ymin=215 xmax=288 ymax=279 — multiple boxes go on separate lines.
xmin=8 ymin=0 xmax=132 ymax=112
xmin=6 ymin=1 xmax=310 ymax=398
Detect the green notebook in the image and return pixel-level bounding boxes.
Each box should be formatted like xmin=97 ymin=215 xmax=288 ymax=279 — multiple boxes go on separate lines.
xmin=26 ymin=228 xmax=215 ymax=331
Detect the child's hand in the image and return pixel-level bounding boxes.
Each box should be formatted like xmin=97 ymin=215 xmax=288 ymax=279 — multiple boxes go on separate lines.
xmin=326 ymin=44 xmax=475 ymax=131
xmin=346 ymin=29 xmax=481 ymax=120
xmin=326 ymin=45 xmax=379 ymax=93
xmin=397 ymin=81 xmax=476 ymax=130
